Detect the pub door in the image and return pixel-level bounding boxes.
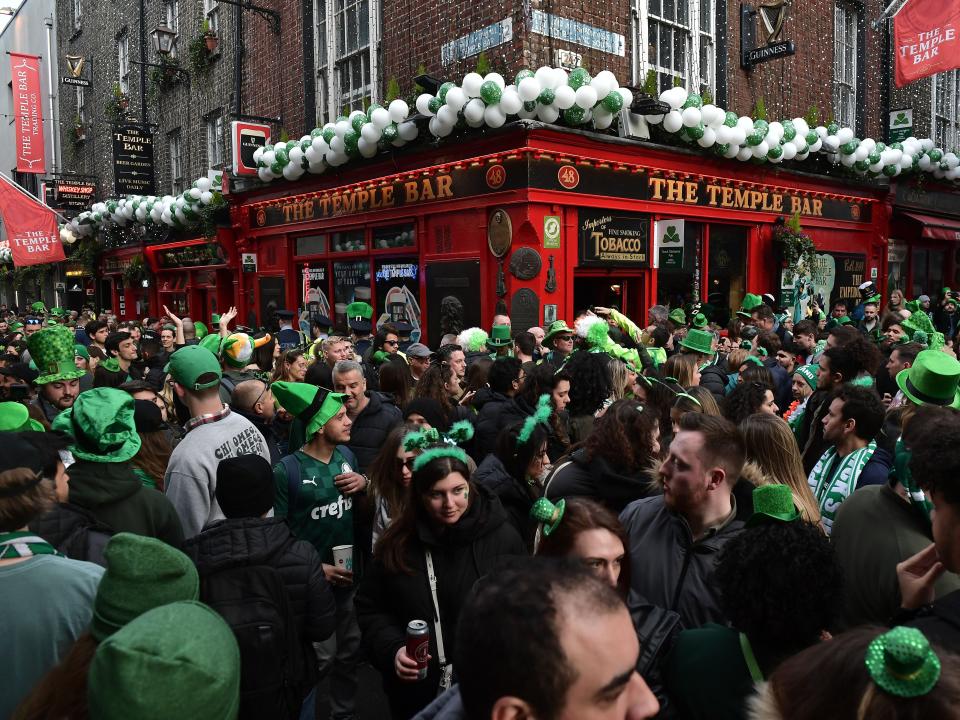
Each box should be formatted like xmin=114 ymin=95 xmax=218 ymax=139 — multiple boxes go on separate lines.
xmin=573 ymin=273 xmax=645 ymax=323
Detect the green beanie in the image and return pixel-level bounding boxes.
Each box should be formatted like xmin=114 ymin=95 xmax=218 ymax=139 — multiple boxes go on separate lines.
xmin=74 ymin=344 xmax=90 ymax=361
xmin=88 ymin=601 xmax=240 ymax=720
xmin=90 ymin=533 xmax=200 ymax=641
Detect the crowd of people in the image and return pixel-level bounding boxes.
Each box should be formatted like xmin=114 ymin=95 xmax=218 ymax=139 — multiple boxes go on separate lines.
xmin=1 ymin=283 xmax=960 ymax=720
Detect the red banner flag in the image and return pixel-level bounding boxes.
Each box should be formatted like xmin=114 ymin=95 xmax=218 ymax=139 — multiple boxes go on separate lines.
xmin=0 ymin=174 xmax=65 ymax=267
xmin=894 ymin=0 xmax=960 ymax=87
xmin=9 ymin=53 xmax=46 ymax=174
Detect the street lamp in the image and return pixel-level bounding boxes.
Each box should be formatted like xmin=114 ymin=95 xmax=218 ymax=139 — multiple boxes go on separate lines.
xmin=150 ymin=23 xmax=178 ymax=56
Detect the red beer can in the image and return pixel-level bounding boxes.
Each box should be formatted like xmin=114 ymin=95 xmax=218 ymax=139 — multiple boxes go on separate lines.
xmin=406 ymin=619 xmax=430 ymax=680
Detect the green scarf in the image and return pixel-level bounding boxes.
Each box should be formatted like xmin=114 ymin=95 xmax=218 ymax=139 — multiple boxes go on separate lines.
xmin=808 ymin=440 xmax=877 ymax=534
xmin=0 ymin=530 xmax=61 ymax=559
xmin=889 ymin=438 xmax=933 ymax=524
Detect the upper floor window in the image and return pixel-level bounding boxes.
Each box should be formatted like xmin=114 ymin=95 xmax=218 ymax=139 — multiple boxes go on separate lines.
xmin=73 ymin=0 xmax=82 ymax=30
xmin=637 ymin=0 xmax=716 ymax=96
xmin=76 ymin=86 xmax=87 ymax=124
xmin=934 ymin=70 xmax=960 ymax=152
xmin=169 ymin=130 xmax=184 ymax=194
xmin=117 ymin=34 xmax=130 ymax=93
xmin=833 ymin=1 xmax=859 ymax=128
xmin=204 ymin=0 xmax=220 ymax=35
xmin=315 ymin=0 xmax=377 ymax=121
xmin=206 ymin=112 xmax=224 ymax=168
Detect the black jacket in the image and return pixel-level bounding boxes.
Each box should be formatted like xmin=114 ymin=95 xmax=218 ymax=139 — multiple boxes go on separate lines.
xmin=472 ymin=391 xmax=526 ymax=460
xmin=799 ymin=390 xmax=831 ymax=475
xmin=544 ymin=447 xmax=655 ymax=514
xmin=763 ymin=357 xmax=794 ymax=414
xmin=902 ymin=589 xmax=960 ymax=654
xmin=29 ymin=502 xmax=113 ymax=566
xmin=355 ymin=484 xmax=526 ymax=718
xmin=347 ymin=391 xmax=403 ymax=472
xmin=699 ymin=363 xmax=729 ymax=404
xmin=184 ymin=516 xmax=337 ymax=651
xmin=472 ymin=454 xmax=537 ymax=548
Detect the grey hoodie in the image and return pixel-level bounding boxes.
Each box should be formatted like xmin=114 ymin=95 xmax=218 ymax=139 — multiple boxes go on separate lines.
xmin=412 ymin=686 xmax=466 ymax=720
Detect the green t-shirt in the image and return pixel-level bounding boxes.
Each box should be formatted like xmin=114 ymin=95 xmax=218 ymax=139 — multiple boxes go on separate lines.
xmin=273 ymin=449 xmax=354 ymax=563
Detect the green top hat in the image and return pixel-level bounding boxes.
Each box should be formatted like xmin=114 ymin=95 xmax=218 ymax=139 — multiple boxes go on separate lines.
xmin=737 ymin=293 xmax=764 ymax=318
xmin=165 ymin=345 xmax=222 ymax=391
xmin=52 ymin=387 xmax=142 ymax=463
xmin=544 ymin=320 xmax=574 ymax=342
xmin=668 ymin=308 xmax=686 ymax=325
xmin=794 ymin=364 xmax=818 ymax=391
xmin=691 ymin=312 xmax=708 ymax=329
xmin=902 ymin=308 xmax=936 ymax=341
xmin=0 ymin=401 xmax=45 ymax=432
xmin=746 ymin=484 xmax=800 ymax=527
xmin=194 ymin=321 xmax=209 ymax=340
xmin=680 ymin=328 xmax=713 ymax=356
xmin=896 ymin=349 xmax=960 ymax=408
xmin=530 ymin=497 xmax=566 ymax=535
xmin=346 ymin=301 xmax=373 ymax=332
xmin=487 ymin=323 xmax=512 ymax=347
xmin=271 ymin=381 xmax=347 ymax=440
xmin=210 ymin=313 xmax=221 ymax=326
xmin=865 ymin=627 xmax=941 ymax=698
xmin=27 ymin=326 xmax=87 ymax=385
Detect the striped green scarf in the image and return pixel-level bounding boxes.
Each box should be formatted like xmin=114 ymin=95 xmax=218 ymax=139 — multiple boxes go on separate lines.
xmin=0 ymin=531 xmax=61 ymax=559
xmin=808 ymin=440 xmax=877 ymax=534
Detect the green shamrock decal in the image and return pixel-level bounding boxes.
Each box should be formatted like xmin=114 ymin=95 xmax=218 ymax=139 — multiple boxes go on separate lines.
xmin=664 ymin=225 xmax=681 ymax=244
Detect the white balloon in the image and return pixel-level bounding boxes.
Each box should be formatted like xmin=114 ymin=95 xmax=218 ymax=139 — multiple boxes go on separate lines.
xmin=645 ymin=113 xmax=664 ymax=124
xmin=484 ymin=73 xmax=506 ymax=89
xmin=484 ymin=104 xmax=507 ymax=127
xmin=436 ymin=105 xmax=457 ymax=126
xmin=518 ymin=77 xmax=542 ymax=102
xmin=809 ymin=138 xmax=823 ymax=153
xmin=729 ymin=127 xmax=747 ymax=146
xmin=737 ymin=147 xmax=753 ymax=161
xmin=434 ymin=119 xmax=454 ymax=137
xmin=701 ymin=104 xmax=723 ymax=128
xmin=307 ymin=159 xmax=326 ymax=174
xmin=535 ymin=66 xmax=556 ymax=89
xmin=822 ymin=136 xmax=840 ymax=153
xmin=465 ymin=113 xmax=485 ymax=128
xmin=781 ymin=142 xmax=797 ymax=160
xmin=751 ymin=141 xmax=769 ymax=158
xmin=723 ymin=144 xmax=741 ymax=159
xmin=815 ymin=125 xmax=828 ymax=139
xmin=357 ymin=137 xmax=377 ymax=158
xmin=920 ymin=138 xmax=934 ymax=151
xmin=595 ymin=70 xmax=618 ymax=90
xmin=335 ymin=120 xmax=352 ymax=137
xmin=445 ymin=87 xmax=467 ymax=111
xmin=662 ymin=110 xmax=683 ymax=133
xmin=854 ymin=144 xmax=870 ymax=161
xmin=736 ymin=116 xmax=754 ymax=133
xmin=836 ymin=127 xmax=854 ymax=144
xmin=289 ymin=147 xmax=304 ymax=165
xmin=200 ymin=191 xmax=214 ymax=204
xmin=416 ymin=94 xmax=434 ymax=116
xmin=681 ymin=107 xmax=702 ymax=128
xmin=590 ymin=74 xmax=612 ymax=100
xmin=900 ymin=155 xmax=914 ymax=169
xmin=593 ymin=109 xmax=614 ymax=129
xmin=696 ymin=127 xmax=716 ymax=147
xmin=715 ymin=125 xmax=732 ymax=144
xmin=552 ymin=68 xmax=568 ymax=89
xmin=919 ymin=155 xmax=932 ymax=170
xmin=312 ymin=136 xmax=328 ymax=153
xmin=792 ymin=118 xmax=809 ymax=137
xmin=370 ymin=107 xmax=391 ymax=128
xmin=462 ymin=73 xmax=484 ymax=98
xmin=517 ymin=103 xmax=536 ymax=119
xmin=196 ymin=177 xmax=213 ymax=192
xmin=330 ymin=136 xmax=345 ymax=154
xmin=536 ymin=104 xmax=560 ymax=123
xmin=282 ymin=163 xmax=301 ymax=180
xmin=617 ymin=87 xmax=632 ymax=106
xmin=500 ymin=86 xmax=523 ymax=114
xmin=464 ymin=98 xmax=486 ymax=124
xmin=360 ymin=123 xmax=382 ymax=143
xmin=840 ymin=153 xmax=857 ymax=167
xmin=575 ymin=85 xmax=598 ymax=110
xmin=945 ymin=152 xmax=960 ymax=169
xmin=398 ymin=121 xmax=419 ymax=141
xmin=388 ymin=99 xmax=409 ymax=123
xmin=553 ymin=85 xmax=576 ymax=110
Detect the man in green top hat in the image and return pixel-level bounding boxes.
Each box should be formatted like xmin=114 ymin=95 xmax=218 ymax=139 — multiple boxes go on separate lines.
xmin=543 ymin=320 xmax=575 ymax=365
xmin=271 ymin=380 xmax=364 ymax=720
xmin=163 ymin=345 xmax=271 ymax=538
xmin=346 ymin=302 xmax=373 ymax=358
xmin=487 ymin=323 xmax=513 ymax=358
xmin=895 ymin=349 xmax=960 ymax=409
xmin=27 ymin=325 xmax=87 ymax=422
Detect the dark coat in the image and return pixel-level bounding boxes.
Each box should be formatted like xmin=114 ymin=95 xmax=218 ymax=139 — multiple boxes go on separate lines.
xmin=544 ymin=447 xmax=655 ymax=514
xmin=183 ymin=516 xmax=337 ymax=649
xmin=472 ymin=454 xmax=537 ymax=548
xmin=857 ymin=447 xmax=894 ymax=489
xmin=699 ymin=363 xmax=729 ymax=403
xmin=347 ymin=391 xmax=403 ymax=472
xmin=355 ymin=484 xmax=526 ymax=719
xmin=472 ymin=391 xmax=526 ymax=459
xmin=66 ymin=460 xmax=184 ymax=547
xmin=903 ymin=589 xmax=960 ymax=653
xmin=29 ymin=502 xmax=113 ymax=566
xmin=763 ymin=358 xmax=793 ymax=414
xmin=799 ymin=390 xmax=831 ymax=475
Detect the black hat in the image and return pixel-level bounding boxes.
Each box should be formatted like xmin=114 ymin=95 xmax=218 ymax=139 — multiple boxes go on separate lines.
xmin=0 ymin=431 xmax=45 ymax=474
xmin=133 ymin=399 xmax=164 ymax=433
xmin=215 ymin=455 xmax=275 ymax=518
xmin=312 ymin=315 xmax=332 ymax=330
xmin=404 ymin=398 xmax=449 ymax=432
xmin=275 ymin=310 xmax=295 ymax=319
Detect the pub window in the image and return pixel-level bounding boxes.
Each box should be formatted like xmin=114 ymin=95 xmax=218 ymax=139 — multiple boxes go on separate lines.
xmin=117 ymin=33 xmax=130 ymax=93
xmin=656 ymin=220 xmax=703 ymax=308
xmin=933 ymin=70 xmax=960 ymax=153
xmin=314 ymin=0 xmax=378 ymax=121
xmin=635 ymin=0 xmax=716 ymax=95
xmin=206 ymin=111 xmax=224 ymax=168
xmin=372 ymin=223 xmax=416 ymax=250
xmin=204 ymin=0 xmax=220 ymax=34
xmin=331 ymin=228 xmax=366 ymax=252
xmin=833 ymin=1 xmax=859 ymax=129
xmin=169 ymin=130 xmax=184 ymax=194
xmin=296 ymin=234 xmax=328 ymax=255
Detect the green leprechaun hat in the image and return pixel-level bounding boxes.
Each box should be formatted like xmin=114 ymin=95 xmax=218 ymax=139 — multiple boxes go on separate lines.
xmin=746 ymin=484 xmax=800 ymax=527
xmin=52 ymin=387 xmax=142 ymax=463
xmin=896 ymin=350 xmax=960 ymax=408
xmin=30 ymin=301 xmax=47 ymax=315
xmin=737 ymin=293 xmax=763 ymax=319
xmin=865 ymin=627 xmax=941 ymax=698
xmin=487 ymin=323 xmax=512 ymax=347
xmin=543 ymin=320 xmax=574 ymax=342
xmin=271 ymin=381 xmax=347 ymax=440
xmin=680 ymin=328 xmax=714 ymax=356
xmin=346 ymin=302 xmax=373 ymax=332
xmin=0 ymin=401 xmax=45 ymax=432
xmin=668 ymin=307 xmax=686 ymax=325
xmin=27 ymin=326 xmax=87 ymax=385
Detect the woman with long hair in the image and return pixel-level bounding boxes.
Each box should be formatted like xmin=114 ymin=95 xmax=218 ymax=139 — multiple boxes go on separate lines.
xmin=378 ymin=358 xmax=412 ymax=409
xmin=517 ymin=363 xmax=572 ymax=461
xmin=608 ymin=359 xmax=633 ymax=401
xmin=130 ymin=400 xmax=173 ymax=492
xmin=365 ymin=324 xmax=401 ymax=368
xmin=272 ymin=348 xmax=308 ymax=383
xmin=367 ymin=422 xmax=420 ymax=548
xmin=663 ymin=353 xmax=701 ymax=389
xmin=545 ymin=399 xmax=661 ymax=513
xmin=356 ymin=429 xmax=525 ymax=719
xmin=670 ymin=386 xmax=722 ymax=433
xmin=251 ymin=332 xmax=278 ymax=374
xmin=725 ymin=381 xmax=779 ymax=425
xmin=739 ymin=413 xmax=822 ymax=525
xmin=564 ymin=351 xmax=613 ymax=444
xmin=412 ymin=362 xmax=472 ymax=429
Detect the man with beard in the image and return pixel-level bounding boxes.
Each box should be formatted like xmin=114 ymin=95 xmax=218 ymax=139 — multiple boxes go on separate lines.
xmin=882 ymin=342 xmax=922 ymax=409
xmin=620 ymin=413 xmax=746 ymax=628
xmin=27 ymin=326 xmax=87 ymax=422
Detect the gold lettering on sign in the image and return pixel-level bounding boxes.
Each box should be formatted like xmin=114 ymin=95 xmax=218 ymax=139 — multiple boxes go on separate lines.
xmin=647 ymin=178 xmax=829 ymax=218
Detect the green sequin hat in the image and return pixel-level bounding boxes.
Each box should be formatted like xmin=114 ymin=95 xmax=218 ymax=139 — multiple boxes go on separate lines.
xmin=746 ymin=484 xmax=800 ymax=527
xmin=691 ymin=312 xmax=708 ymax=329
xmin=543 ymin=320 xmax=574 ymax=342
xmin=680 ymin=329 xmax=714 ymax=356
xmin=668 ymin=307 xmax=686 ymax=325
xmin=26 ymin=326 xmax=87 ymax=385
xmin=530 ymin=497 xmax=565 ymax=535
xmin=866 ymin=627 xmax=941 ymax=698
xmin=51 ymin=387 xmax=142 ymax=463
xmin=0 ymin=401 xmax=45 ymax=432
xmin=737 ymin=293 xmax=763 ymax=319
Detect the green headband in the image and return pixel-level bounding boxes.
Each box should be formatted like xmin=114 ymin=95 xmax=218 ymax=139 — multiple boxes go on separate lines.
xmin=674 ymin=392 xmax=702 ymax=408
xmin=404 ymin=421 xmax=474 ymax=472
xmin=518 ymin=394 xmax=552 ymax=445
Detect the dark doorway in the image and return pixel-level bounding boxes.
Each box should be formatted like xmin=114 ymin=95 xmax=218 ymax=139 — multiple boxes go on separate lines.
xmin=573 ymin=275 xmax=645 ymax=321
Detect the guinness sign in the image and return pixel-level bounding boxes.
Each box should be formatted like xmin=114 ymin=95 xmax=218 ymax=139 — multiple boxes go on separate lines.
xmin=741 ymin=1 xmax=796 ymax=69
xmin=61 ymin=55 xmax=91 ymax=87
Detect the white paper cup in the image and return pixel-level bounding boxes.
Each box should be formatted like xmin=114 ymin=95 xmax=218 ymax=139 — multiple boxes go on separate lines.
xmin=332 ymin=545 xmax=353 ymax=573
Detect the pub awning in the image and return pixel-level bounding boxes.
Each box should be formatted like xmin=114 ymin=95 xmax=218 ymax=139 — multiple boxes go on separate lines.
xmin=902 ymin=212 xmax=960 ymax=242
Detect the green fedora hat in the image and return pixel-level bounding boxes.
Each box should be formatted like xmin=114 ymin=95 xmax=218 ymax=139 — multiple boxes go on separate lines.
xmin=52 ymin=387 xmax=142 ymax=463
xmin=680 ymin=328 xmax=714 ymax=356
xmin=271 ymin=381 xmax=347 ymax=440
xmin=0 ymin=401 xmax=45 ymax=432
xmin=487 ymin=323 xmax=512 ymax=347
xmin=896 ymin=349 xmax=960 ymax=408
xmin=27 ymin=326 xmax=87 ymax=385
xmin=737 ymin=293 xmax=764 ymax=318
xmin=668 ymin=307 xmax=686 ymax=325
xmin=543 ymin=320 xmax=574 ymax=342
xmin=746 ymin=484 xmax=800 ymax=527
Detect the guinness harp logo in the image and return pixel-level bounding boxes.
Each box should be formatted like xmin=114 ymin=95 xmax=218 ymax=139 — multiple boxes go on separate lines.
xmin=65 ymin=55 xmax=85 ymax=78
xmin=758 ymin=1 xmax=787 ymax=44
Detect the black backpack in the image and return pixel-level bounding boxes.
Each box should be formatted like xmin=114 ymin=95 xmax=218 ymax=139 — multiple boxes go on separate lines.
xmin=200 ymin=564 xmax=307 ymax=720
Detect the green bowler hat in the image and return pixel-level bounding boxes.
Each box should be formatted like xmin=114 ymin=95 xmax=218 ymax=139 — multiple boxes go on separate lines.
xmin=543 ymin=320 xmax=574 ymax=341
xmin=487 ymin=323 xmax=512 ymax=347
xmin=0 ymin=401 xmax=45 ymax=432
xmin=52 ymin=387 xmax=142 ymax=463
xmin=668 ymin=307 xmax=686 ymax=325
xmin=691 ymin=312 xmax=708 ymax=329
xmin=271 ymin=381 xmax=347 ymax=440
xmin=896 ymin=349 xmax=960 ymax=408
xmin=27 ymin=326 xmax=87 ymax=385
xmin=746 ymin=484 xmax=800 ymax=527
xmin=680 ymin=328 xmax=714 ymax=356
xmin=737 ymin=293 xmax=763 ymax=318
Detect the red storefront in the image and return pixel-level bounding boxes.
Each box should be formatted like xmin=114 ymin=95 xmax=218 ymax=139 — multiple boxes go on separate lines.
xmin=227 ymin=124 xmax=887 ymax=344
xmin=99 ymin=246 xmax=151 ymax=320
xmin=888 ymin=182 xmax=960 ymax=297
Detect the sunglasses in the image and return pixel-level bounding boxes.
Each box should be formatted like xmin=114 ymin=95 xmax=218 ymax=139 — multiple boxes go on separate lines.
xmin=396 ymin=457 xmax=415 ymax=470
xmin=556 ymin=335 xmax=574 ymax=342
xmin=383 ymin=339 xmax=399 ymax=346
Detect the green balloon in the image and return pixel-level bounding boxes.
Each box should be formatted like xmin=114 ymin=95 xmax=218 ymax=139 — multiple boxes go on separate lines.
xmin=805 ymin=130 xmax=818 ymax=145
xmin=523 ymin=100 xmax=536 ymax=112
xmin=351 ymin=114 xmax=365 ymax=133
xmin=538 ymin=88 xmax=556 ymax=105
xmin=515 ymin=69 xmax=535 ymax=85
xmin=715 ymin=143 xmax=730 ymax=155
xmin=568 ymin=68 xmax=591 ymax=90
xmin=480 ymin=80 xmax=502 ymax=104
xmin=311 ymin=128 xmax=323 ymax=138
xmin=929 ymin=149 xmax=943 ymax=162
xmin=724 ymin=111 xmax=738 ymax=127
xmin=782 ymin=120 xmax=796 ymax=141
xmin=428 ymin=96 xmax=443 ymax=114
xmin=322 ymin=128 xmax=335 ymax=142
xmin=335 ymin=116 xmax=348 ymax=125
xmin=753 ymin=119 xmax=768 ymax=134
xmin=854 ymin=160 xmax=869 ymax=172
xmin=746 ymin=129 xmax=765 ymax=146
xmin=382 ymin=124 xmax=398 ymax=142
xmin=767 ymin=145 xmax=782 ymax=160
xmin=682 ymin=94 xmax=702 ymax=109
xmin=882 ymin=164 xmax=898 ymax=177
xmin=274 ymin=148 xmax=289 ymax=165
xmin=840 ymin=140 xmax=859 ymax=155
xmin=344 ymin=131 xmax=359 ymax=149
xmin=270 ymin=161 xmax=283 ymax=174
xmin=868 ymin=151 xmax=881 ymax=164
xmin=687 ymin=123 xmax=705 ymax=140
xmin=890 ymin=142 xmax=903 ymax=150
xmin=437 ymin=82 xmax=455 ymax=102
xmin=600 ymin=91 xmax=623 ymax=113
xmin=875 ymin=142 xmax=886 ymax=153
xmin=564 ymin=106 xmax=586 ymax=124
xmin=826 ymin=122 xmax=840 ymax=135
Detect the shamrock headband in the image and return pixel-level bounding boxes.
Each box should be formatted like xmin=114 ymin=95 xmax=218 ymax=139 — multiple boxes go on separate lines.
xmin=518 ymin=394 xmax=552 ymax=445
xmin=674 ymin=392 xmax=702 ymax=408
xmin=530 ymin=497 xmax=565 ymax=535
xmin=865 ymin=627 xmax=941 ymax=698
xmin=403 ymin=420 xmax=475 ymax=472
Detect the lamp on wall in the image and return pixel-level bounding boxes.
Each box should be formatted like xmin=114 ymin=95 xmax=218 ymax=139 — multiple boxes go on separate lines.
xmin=150 ymin=23 xmax=178 ymax=56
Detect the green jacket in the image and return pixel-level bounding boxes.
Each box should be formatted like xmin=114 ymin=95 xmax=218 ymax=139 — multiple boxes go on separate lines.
xmin=607 ymin=309 xmax=657 ymax=370
xmin=66 ymin=460 xmax=184 ymax=547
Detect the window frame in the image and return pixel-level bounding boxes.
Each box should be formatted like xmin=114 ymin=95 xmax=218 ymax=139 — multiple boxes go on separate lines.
xmin=206 ymin=112 xmax=224 ymax=169
xmin=117 ymin=33 xmax=130 ymax=94
xmin=204 ymin=0 xmax=220 ymax=34
xmin=164 ymin=0 xmax=180 ymax=55
xmin=635 ymin=0 xmax=716 ymax=96
xmin=932 ymin=70 xmax=960 ymax=152
xmin=169 ymin=130 xmax=184 ymax=194
xmin=832 ymin=0 xmax=863 ymax=133
xmin=75 ymin=86 xmax=87 ymax=125
xmin=73 ymin=0 xmax=82 ymax=30
xmin=314 ymin=0 xmax=380 ymax=123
